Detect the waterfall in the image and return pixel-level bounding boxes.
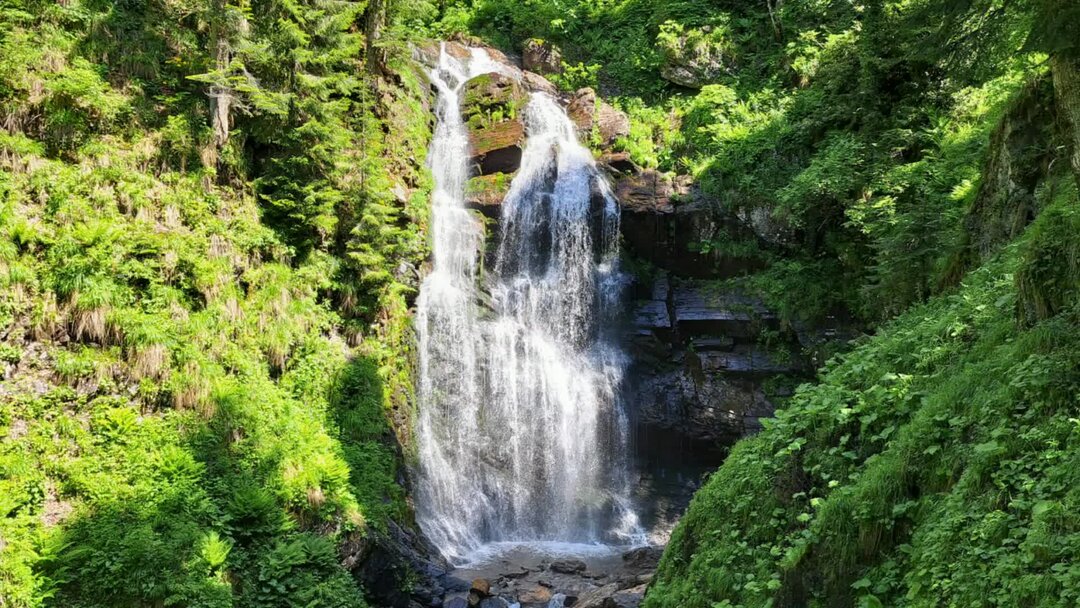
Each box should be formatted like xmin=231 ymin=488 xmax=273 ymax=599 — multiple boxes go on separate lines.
xmin=416 ymin=45 xmax=641 ymax=564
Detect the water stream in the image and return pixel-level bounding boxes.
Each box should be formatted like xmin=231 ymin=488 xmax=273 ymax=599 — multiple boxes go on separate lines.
xmin=415 ymin=45 xmax=642 ymax=564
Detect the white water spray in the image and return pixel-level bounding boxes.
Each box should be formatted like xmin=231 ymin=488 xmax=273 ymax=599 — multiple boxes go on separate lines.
xmin=416 ymin=45 xmax=642 ymax=564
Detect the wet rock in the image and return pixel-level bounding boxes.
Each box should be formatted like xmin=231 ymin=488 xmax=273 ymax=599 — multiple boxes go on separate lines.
xmin=549 ymin=559 xmax=587 ymax=575
xmin=567 ymin=88 xmax=630 ymax=148
xmin=466 ymin=173 xmax=515 ymax=215
xmin=519 ymin=585 xmax=554 ymax=604
xmin=523 ymin=39 xmax=563 ymax=75
xmin=658 ymin=25 xmax=735 ymax=88
xmin=445 ymin=598 xmax=469 ymax=608
xmin=463 ymin=72 xmax=527 ymax=175
xmin=442 ymin=575 xmax=472 ymax=592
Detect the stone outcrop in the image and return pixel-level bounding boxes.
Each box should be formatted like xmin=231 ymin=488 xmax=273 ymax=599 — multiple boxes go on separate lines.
xmin=567 ymin=87 xmax=630 ymax=148
xmin=610 ymin=166 xmax=766 ymax=279
xmin=625 ymin=273 xmax=808 ymax=462
xmin=463 ymin=72 xmax=527 ymax=175
xmin=522 ymin=38 xmax=562 ymax=75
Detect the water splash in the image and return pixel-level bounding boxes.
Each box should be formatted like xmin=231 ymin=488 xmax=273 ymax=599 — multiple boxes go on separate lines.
xmin=416 ymin=45 xmax=642 ymax=564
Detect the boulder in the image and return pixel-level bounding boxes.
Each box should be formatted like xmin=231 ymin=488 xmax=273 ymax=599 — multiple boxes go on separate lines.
xmin=445 ymin=598 xmax=469 ymax=608
xmin=517 ymin=585 xmax=553 ymax=604
xmin=567 ymin=88 xmax=630 ymax=148
xmin=523 ymin=38 xmax=563 ymax=75
xmin=658 ymin=24 xmax=735 ymax=88
xmin=471 ymin=578 xmax=492 ymax=596
xmin=464 ymin=72 xmax=528 ymax=175
xmin=605 ymin=585 xmax=647 ymax=608
xmin=549 ymin=559 xmax=587 ymax=575
xmin=522 ymin=71 xmax=559 ymax=96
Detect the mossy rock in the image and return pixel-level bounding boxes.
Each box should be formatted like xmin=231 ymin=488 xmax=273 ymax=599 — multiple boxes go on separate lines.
xmin=464 ymin=72 xmax=527 ymax=174
xmin=465 ymin=172 xmax=516 ymax=216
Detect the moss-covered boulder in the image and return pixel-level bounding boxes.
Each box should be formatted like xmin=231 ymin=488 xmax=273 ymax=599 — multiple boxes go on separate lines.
xmin=465 ymin=172 xmax=516 ymax=217
xmin=657 ymin=22 xmax=736 ymax=88
xmin=463 ymin=72 xmax=527 ymax=175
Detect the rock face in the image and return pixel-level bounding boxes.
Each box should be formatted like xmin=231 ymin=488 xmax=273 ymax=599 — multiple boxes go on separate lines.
xmin=567 ymin=88 xmax=630 ymax=147
xmin=625 ymin=272 xmax=808 ymax=463
xmin=463 ymin=72 xmax=527 ymax=175
xmin=658 ymin=25 xmax=735 ymax=88
xmin=522 ymin=38 xmax=562 ymax=75
xmin=343 ymin=520 xmax=450 ymax=608
xmin=612 ymin=167 xmax=765 ymax=279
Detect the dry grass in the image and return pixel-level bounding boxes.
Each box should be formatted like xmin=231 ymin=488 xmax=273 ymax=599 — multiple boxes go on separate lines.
xmin=131 ymin=344 xmax=168 ymax=380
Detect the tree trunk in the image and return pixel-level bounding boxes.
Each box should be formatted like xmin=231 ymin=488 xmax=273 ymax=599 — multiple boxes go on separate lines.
xmin=1052 ymin=53 xmax=1080 ymax=189
xmin=364 ymin=0 xmax=388 ymax=73
xmin=208 ymin=0 xmax=232 ymax=164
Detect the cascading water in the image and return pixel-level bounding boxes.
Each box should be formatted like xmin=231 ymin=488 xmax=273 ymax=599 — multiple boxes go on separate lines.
xmin=416 ymin=45 xmax=641 ymax=564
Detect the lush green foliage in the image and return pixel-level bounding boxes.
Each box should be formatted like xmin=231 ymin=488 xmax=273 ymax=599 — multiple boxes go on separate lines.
xmin=646 ymin=190 xmax=1080 ymax=606
xmin=0 ymin=0 xmax=434 ymax=605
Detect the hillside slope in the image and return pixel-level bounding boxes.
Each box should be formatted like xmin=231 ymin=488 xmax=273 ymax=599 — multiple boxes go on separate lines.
xmin=0 ymin=0 xmax=436 ymax=606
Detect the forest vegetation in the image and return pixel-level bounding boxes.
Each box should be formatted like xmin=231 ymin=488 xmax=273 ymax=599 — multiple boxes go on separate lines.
xmin=2 ymin=0 xmax=1079 ymax=606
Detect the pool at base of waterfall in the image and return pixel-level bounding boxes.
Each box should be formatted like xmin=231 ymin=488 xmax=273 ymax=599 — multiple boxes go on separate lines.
xmin=441 ymin=541 xmax=662 ymax=608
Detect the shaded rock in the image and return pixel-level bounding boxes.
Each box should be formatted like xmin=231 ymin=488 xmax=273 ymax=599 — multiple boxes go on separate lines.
xmin=624 ymin=276 xmax=808 ymax=462
xmin=658 ymin=24 xmax=735 ymax=88
xmin=598 ymin=152 xmax=640 ymax=176
xmin=617 ymin=184 xmax=766 ymax=280
xmin=620 ymin=547 xmax=662 ymax=573
xmin=445 ymin=598 xmax=469 ymax=608
xmin=479 ymin=598 xmax=510 ymax=608
xmin=523 ymin=38 xmax=562 ymax=75
xmin=463 ymin=72 xmax=527 ymax=175
xmin=343 ymin=520 xmax=449 ymax=608
xmin=549 ymin=559 xmax=587 ymax=575
xmin=567 ymin=88 xmax=629 ymax=148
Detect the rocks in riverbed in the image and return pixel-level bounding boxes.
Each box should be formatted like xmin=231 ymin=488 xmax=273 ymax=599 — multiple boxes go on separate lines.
xmin=549 ymin=559 xmax=587 ymax=575
xmin=621 ymin=546 xmax=662 ymax=573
